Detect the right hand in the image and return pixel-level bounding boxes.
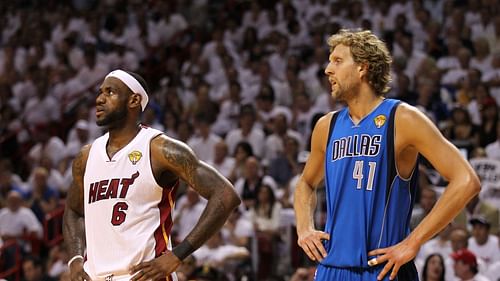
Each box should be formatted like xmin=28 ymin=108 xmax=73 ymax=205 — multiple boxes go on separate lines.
xmin=69 ymin=259 xmax=92 ymax=281
xmin=297 ymin=229 xmax=330 ymax=262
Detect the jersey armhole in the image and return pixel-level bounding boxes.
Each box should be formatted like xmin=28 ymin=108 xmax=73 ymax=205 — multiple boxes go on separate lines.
xmin=326 ymin=111 xmax=340 ymax=150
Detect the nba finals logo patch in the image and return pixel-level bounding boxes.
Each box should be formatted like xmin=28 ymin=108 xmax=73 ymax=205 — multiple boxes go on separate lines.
xmin=128 ymin=151 xmax=142 ymax=165
xmin=374 ymin=114 xmax=386 ymax=128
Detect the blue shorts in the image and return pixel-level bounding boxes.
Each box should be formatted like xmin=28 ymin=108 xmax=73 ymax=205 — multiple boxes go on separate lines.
xmin=314 ymin=262 xmax=418 ymax=281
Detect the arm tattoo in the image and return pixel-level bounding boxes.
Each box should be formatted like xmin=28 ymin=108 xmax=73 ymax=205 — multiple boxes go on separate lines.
xmin=161 ymin=138 xmax=197 ymax=185
xmin=160 ymin=137 xmax=241 ymax=256
xmin=63 ymin=148 xmax=87 ymax=257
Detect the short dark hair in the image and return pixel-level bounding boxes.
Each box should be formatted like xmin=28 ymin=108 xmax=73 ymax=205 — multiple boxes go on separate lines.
xmin=23 ymin=255 xmax=43 ymax=269
xmin=239 ymin=104 xmax=256 ymax=118
xmin=234 ymin=141 xmax=254 ymax=157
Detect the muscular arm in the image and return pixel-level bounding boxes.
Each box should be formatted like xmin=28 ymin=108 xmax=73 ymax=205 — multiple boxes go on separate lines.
xmin=293 ymin=113 xmax=331 ymax=261
xmin=153 ymin=136 xmax=241 ymax=257
xmin=63 ymin=145 xmax=90 ymax=259
xmin=398 ymin=104 xmax=480 ymax=247
xmin=369 ymin=104 xmax=481 ymax=279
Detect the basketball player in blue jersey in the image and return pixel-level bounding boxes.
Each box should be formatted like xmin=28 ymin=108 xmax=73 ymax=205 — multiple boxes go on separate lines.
xmin=293 ymin=29 xmax=481 ymax=281
xmin=63 ymin=70 xmax=240 ymax=281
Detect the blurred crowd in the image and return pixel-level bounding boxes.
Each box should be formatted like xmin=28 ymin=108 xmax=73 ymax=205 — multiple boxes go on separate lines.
xmin=0 ymin=0 xmax=500 ymax=280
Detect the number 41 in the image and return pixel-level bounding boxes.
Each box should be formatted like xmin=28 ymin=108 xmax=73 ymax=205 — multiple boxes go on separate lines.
xmin=353 ymin=160 xmax=376 ymax=190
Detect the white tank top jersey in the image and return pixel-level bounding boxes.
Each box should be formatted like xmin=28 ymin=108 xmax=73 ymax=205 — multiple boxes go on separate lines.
xmin=83 ymin=126 xmax=178 ymax=281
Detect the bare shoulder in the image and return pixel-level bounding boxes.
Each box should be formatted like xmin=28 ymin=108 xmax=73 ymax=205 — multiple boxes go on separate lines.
xmin=66 ymin=144 xmax=92 ymax=215
xmin=394 ymin=102 xmax=426 ymax=122
xmin=311 ymin=111 xmax=337 ymax=151
xmin=314 ymin=112 xmax=336 ymax=132
xmin=150 ymin=134 xmax=198 ymax=173
xmin=396 ymin=102 xmax=438 ymax=136
xmin=80 ymin=144 xmax=92 ymax=160
xmin=73 ymin=144 xmax=92 ymax=176
xmin=394 ymin=102 xmax=448 ymax=152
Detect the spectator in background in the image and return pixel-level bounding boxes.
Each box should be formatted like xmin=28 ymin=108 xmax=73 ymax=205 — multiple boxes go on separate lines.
xmin=411 ymin=187 xmax=439 ymax=230
xmin=421 ymin=253 xmax=445 ymax=281
xmin=175 ymin=120 xmax=194 ymax=144
xmin=212 ymin=80 xmax=243 ymax=136
xmin=173 ymin=188 xmax=206 ymax=243
xmin=443 ymin=106 xmax=480 ymax=156
xmin=468 ymin=216 xmax=500 ymax=267
xmin=162 ymin=111 xmax=179 ymax=140
xmin=292 ymin=92 xmax=319 ymax=139
xmin=28 ymin=157 xmax=64 ymax=194
xmin=175 ymin=255 xmax=196 ymax=281
xmin=46 ymin=244 xmax=69 ymax=279
xmin=255 ymin=83 xmax=277 ymax=135
xmin=394 ymin=74 xmax=418 ymax=105
xmin=206 ymin=140 xmax=235 ymax=180
xmin=454 ymin=195 xmax=499 ymax=234
xmin=249 ymin=184 xmax=282 ymax=280
xmin=290 ymin=266 xmax=316 ymax=281
xmin=478 ymin=97 xmax=498 ymax=147
xmin=482 ymin=52 xmax=500 ymax=105
xmin=141 ymin=107 xmax=164 ymax=131
xmin=449 ymin=226 xmax=470 ymax=252
xmin=191 ymin=231 xmax=249 ymax=281
xmin=415 ymin=79 xmax=448 ymax=123
xmin=485 ymin=122 xmax=500 ymax=160
xmin=189 ymin=264 xmax=229 ymax=281
xmin=268 ymin=135 xmax=300 ymax=188
xmin=0 ymin=160 xmax=26 ymax=206
xmin=283 ymin=150 xmax=310 ymax=209
xmin=487 ymin=16 xmax=500 ymax=53
xmin=185 ymin=81 xmax=219 ymax=124
xmin=221 ymin=208 xmax=254 ymax=249
xmin=187 ymin=113 xmax=221 ymax=163
xmin=0 ymin=191 xmax=43 ymax=250
xmin=416 ymin=224 xmax=452 ymax=272
xmin=437 ymin=36 xmax=462 ymax=72
xmin=25 ymin=167 xmax=59 ymax=223
xmin=228 ymin=141 xmax=254 ymax=184
xmin=22 ymin=77 xmax=61 ymax=128
xmin=451 ymin=249 xmax=489 ymax=281
xmin=456 ymin=69 xmax=483 ymax=112
xmin=446 ymin=225 xmax=490 ymax=279
xmin=27 ymin=126 xmax=65 ymax=169
xmin=225 ymin=104 xmax=265 ymax=159
xmin=263 ymin=107 xmax=302 ymax=163
xmin=471 ymin=37 xmax=493 ymax=74
xmin=485 ymin=238 xmax=500 ymax=281
xmin=234 ymin=156 xmax=277 ymax=210
xmin=22 ymin=255 xmax=56 ymax=281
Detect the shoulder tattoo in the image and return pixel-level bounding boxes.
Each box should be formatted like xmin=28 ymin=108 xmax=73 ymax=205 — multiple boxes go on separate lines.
xmin=161 ymin=138 xmax=198 ymax=182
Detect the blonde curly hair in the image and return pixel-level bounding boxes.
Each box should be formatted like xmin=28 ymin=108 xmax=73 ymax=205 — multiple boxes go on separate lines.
xmin=327 ymin=29 xmax=392 ymax=95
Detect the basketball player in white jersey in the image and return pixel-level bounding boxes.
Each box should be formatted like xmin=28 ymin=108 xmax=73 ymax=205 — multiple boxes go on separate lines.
xmin=63 ymin=70 xmax=241 ymax=281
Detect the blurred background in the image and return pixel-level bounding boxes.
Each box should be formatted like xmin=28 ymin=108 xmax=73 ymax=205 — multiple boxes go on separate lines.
xmin=0 ymin=0 xmax=499 ymax=280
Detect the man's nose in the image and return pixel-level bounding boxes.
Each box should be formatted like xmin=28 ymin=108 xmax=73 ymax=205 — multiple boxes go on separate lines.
xmin=325 ymin=63 xmax=334 ymax=75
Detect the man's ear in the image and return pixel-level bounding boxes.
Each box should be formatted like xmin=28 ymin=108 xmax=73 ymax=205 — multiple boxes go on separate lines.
xmin=358 ymin=63 xmax=369 ymax=79
xmin=129 ymin=93 xmax=142 ymax=110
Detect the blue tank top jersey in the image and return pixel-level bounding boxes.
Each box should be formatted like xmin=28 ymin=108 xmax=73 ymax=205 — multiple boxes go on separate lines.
xmin=322 ymin=99 xmax=418 ymax=268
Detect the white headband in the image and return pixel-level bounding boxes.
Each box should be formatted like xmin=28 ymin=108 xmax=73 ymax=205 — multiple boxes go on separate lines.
xmin=105 ymin=69 xmax=148 ymax=111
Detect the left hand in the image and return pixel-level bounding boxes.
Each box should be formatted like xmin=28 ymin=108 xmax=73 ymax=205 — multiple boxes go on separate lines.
xmin=367 ymin=238 xmax=420 ymax=280
xmin=129 ymin=251 xmax=182 ymax=281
